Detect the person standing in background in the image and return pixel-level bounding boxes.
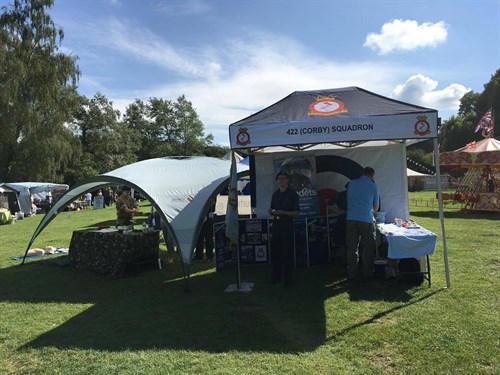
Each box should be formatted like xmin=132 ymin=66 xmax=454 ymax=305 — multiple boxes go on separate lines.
xmin=194 ymin=199 xmax=215 ymax=262
xmin=115 ymin=186 xmax=143 ymax=225
xmin=104 ymin=188 xmax=112 ymax=207
xmin=84 ymin=191 xmax=92 ymax=209
xmin=268 ymin=171 xmax=300 ymax=286
xmin=345 ymin=167 xmax=379 ymax=280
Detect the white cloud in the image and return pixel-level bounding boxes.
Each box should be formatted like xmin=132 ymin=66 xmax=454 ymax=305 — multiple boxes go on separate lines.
xmin=364 ymin=19 xmax=448 ymax=55
xmin=120 ymin=39 xmax=406 ymax=142
xmin=392 ymin=74 xmax=470 ymax=112
xmin=109 ymin=68 xmax=467 ymax=145
xmin=86 ymin=17 xmax=221 ymax=79
xmin=74 ymin=19 xmax=462 ymax=145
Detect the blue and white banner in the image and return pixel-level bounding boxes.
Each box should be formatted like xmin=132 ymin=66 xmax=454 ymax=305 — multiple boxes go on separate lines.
xmin=230 ymin=112 xmax=438 ymax=149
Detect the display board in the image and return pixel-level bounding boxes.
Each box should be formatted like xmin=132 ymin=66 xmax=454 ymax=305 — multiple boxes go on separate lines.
xmin=214 ymin=221 xmax=237 ymax=271
xmin=305 ymin=216 xmax=329 ymax=266
xmin=239 ymin=218 xmax=270 ymax=264
xmin=273 ymin=156 xmax=320 ymax=217
xmin=93 ymin=196 xmax=104 ymax=209
xmin=294 ymin=216 xmax=329 ymax=267
xmin=294 ymin=221 xmax=307 ymax=267
xmin=214 ymin=218 xmax=270 ymax=271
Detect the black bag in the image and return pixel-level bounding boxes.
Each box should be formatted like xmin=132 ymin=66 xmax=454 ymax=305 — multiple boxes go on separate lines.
xmin=398 ymin=258 xmax=424 ymax=284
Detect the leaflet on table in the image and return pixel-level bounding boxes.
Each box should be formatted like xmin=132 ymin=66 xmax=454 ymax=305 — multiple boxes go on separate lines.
xmin=377 ymin=223 xmax=435 ymax=237
xmin=89 ymin=228 xmax=119 ymax=233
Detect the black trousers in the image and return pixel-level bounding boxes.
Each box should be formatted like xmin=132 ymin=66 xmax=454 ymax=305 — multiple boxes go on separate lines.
xmin=195 ymin=219 xmax=214 ymax=260
xmin=271 ymin=220 xmax=295 ymax=282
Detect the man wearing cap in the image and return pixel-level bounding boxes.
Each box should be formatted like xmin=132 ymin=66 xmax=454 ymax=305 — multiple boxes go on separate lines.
xmin=116 ymin=186 xmax=143 ymax=225
xmin=268 ymin=171 xmax=300 ymax=286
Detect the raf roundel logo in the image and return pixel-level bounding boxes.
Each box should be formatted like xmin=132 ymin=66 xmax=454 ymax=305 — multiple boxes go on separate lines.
xmin=308 ymin=97 xmax=347 ymax=116
xmin=414 ymin=115 xmax=431 ymax=136
xmin=236 ymin=127 xmax=251 ymax=146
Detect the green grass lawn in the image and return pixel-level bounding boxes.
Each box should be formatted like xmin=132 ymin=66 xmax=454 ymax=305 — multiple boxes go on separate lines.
xmin=0 ymin=194 xmax=498 ymax=374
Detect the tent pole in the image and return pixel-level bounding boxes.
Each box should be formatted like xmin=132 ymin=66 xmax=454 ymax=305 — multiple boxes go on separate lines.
xmin=181 ymin=261 xmax=191 ymax=293
xmin=433 ymin=138 xmax=451 ymax=288
xmin=236 ymin=242 xmax=241 ymax=288
xmin=21 ymin=243 xmax=33 ymax=265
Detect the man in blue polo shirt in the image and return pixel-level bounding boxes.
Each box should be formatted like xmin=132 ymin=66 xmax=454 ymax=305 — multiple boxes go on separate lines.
xmin=346 ymin=167 xmax=380 ymax=280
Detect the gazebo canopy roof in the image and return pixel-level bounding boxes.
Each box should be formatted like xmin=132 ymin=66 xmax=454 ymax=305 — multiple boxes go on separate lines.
xmin=229 ymin=86 xmax=438 ymax=152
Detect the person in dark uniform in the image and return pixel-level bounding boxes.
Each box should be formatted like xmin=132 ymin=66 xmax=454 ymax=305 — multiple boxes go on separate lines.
xmin=115 ymin=186 xmax=143 ymax=225
xmin=194 ymin=199 xmax=215 ymax=261
xmin=268 ymin=171 xmax=300 ymax=286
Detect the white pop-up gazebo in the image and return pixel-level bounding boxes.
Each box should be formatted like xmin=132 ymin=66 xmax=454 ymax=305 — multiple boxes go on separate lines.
xmin=228 ymin=87 xmax=450 ymax=287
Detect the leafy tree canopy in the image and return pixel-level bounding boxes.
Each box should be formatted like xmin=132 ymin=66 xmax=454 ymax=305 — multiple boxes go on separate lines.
xmin=71 ymin=93 xmax=139 ymax=177
xmin=0 ymin=0 xmax=80 ymax=182
xmin=123 ymin=95 xmax=218 ymax=159
xmin=439 ymin=68 xmax=499 ymax=152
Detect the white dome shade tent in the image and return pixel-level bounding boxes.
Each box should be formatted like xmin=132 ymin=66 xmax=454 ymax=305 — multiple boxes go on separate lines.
xmin=23 ymin=157 xmax=249 ymax=283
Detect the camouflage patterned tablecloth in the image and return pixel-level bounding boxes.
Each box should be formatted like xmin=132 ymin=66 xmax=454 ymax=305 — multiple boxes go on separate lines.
xmin=69 ymin=229 xmax=159 ymax=278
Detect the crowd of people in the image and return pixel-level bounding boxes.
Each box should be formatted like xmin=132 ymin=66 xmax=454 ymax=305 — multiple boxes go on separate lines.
xmin=62 ymin=188 xmax=117 ymax=211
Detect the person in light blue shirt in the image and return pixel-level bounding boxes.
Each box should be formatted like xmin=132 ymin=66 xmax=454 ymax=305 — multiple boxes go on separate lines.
xmin=345 ymin=167 xmax=380 ymax=279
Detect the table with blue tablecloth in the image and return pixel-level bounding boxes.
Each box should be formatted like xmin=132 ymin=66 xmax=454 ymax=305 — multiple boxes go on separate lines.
xmin=377 ymin=223 xmax=437 ymax=285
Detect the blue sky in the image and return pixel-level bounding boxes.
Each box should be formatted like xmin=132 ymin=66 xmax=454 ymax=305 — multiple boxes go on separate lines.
xmin=3 ymin=0 xmax=499 ymax=145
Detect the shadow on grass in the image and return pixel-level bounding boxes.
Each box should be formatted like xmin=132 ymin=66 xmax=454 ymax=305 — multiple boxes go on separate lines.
xmin=0 ymin=259 xmax=435 ymax=353
xmin=346 ymin=277 xmax=416 ymax=303
xmin=326 ymin=288 xmax=444 ymax=342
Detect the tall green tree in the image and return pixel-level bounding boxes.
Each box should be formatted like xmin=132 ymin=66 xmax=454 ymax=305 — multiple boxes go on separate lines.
xmin=203 ymin=144 xmax=229 ymax=158
xmin=171 ymin=95 xmax=214 ymax=156
xmin=123 ymin=98 xmax=165 ymax=160
xmin=458 ymin=91 xmax=480 ymax=116
xmin=439 ymin=113 xmax=477 ymax=151
xmin=475 ymin=68 xmax=500 ymax=118
xmin=0 ymin=0 xmax=80 ymax=181
xmin=125 ymin=95 xmax=215 ymax=159
xmin=71 ymin=93 xmax=139 ymax=177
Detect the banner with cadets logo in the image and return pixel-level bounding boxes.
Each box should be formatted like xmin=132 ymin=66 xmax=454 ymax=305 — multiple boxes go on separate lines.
xmin=274 ymin=156 xmax=320 ymax=219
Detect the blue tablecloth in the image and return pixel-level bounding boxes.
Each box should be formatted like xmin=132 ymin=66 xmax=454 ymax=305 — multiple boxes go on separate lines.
xmin=377 ymin=223 xmax=437 ymax=259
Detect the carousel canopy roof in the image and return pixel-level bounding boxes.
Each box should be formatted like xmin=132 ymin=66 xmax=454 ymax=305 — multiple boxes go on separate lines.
xmin=440 ymin=138 xmax=500 ymax=168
